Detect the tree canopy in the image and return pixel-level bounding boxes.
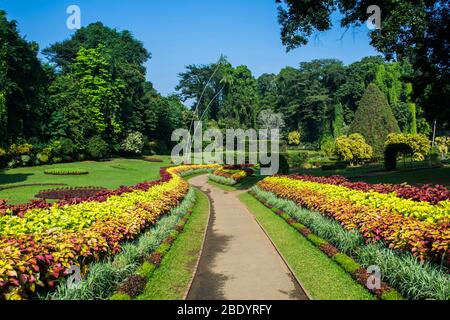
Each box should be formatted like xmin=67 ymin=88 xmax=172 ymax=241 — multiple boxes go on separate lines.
xmin=276 ymin=0 xmax=449 ymax=129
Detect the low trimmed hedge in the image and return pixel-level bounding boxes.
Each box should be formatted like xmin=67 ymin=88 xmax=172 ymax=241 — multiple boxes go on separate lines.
xmin=208 ymin=174 xmax=237 ymax=186
xmin=44 ymin=168 xmax=89 ymax=175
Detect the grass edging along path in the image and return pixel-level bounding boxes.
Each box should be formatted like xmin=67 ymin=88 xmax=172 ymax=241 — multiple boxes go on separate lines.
xmin=238 ymin=192 xmax=375 ymax=300
xmin=109 ymin=188 xmax=210 ymax=300
xmin=137 ymin=189 xmax=210 ymax=300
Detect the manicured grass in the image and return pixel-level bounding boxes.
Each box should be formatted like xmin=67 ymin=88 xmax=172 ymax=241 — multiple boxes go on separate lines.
xmin=238 ymin=192 xmax=374 ymax=300
xmin=207 ymin=179 xmax=236 ymax=191
xmin=137 ymin=189 xmax=210 ymax=300
xmin=0 ymin=157 xmax=171 ymax=204
xmin=291 ymin=164 xmax=450 ymax=187
xmin=357 ymin=165 xmax=450 ymax=187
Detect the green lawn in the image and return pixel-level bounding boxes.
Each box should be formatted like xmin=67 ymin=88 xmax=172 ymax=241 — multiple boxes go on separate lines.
xmin=291 ymin=164 xmax=450 ymax=187
xmin=357 ymin=165 xmax=450 ymax=186
xmin=137 ymin=188 xmax=210 ymax=300
xmin=0 ymin=157 xmax=171 ymax=204
xmin=239 ymin=192 xmax=374 ymax=300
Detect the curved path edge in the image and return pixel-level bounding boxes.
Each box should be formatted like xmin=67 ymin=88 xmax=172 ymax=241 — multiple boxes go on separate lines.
xmin=186 ymin=175 xmax=308 ymax=300
xmin=183 ymin=186 xmax=212 ymax=300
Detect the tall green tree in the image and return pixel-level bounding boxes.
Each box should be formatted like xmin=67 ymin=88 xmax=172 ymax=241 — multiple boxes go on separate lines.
xmin=44 ymin=22 xmax=150 ymax=136
xmin=219 ymin=65 xmax=258 ymax=128
xmin=49 ymin=46 xmax=124 ymax=149
xmin=275 ymin=60 xmax=345 ymax=142
xmin=276 ymin=0 xmax=449 ymax=128
xmin=257 ymin=73 xmax=278 ymax=110
xmin=0 ymin=10 xmax=49 ymax=145
xmin=177 ymin=56 xmax=233 ymax=122
xmin=349 ymin=83 xmax=400 ymax=156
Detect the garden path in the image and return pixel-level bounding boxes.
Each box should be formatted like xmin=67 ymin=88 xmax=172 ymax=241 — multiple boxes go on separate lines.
xmin=187 ymin=175 xmax=308 ymax=300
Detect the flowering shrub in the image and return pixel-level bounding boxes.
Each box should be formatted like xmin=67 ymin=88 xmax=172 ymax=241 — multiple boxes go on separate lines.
xmin=288 ymin=131 xmax=301 ymax=146
xmin=334 ymin=134 xmax=373 ymax=165
xmin=0 ymin=164 xmax=214 ymax=299
xmin=121 ymin=131 xmax=145 ymax=155
xmin=212 ymin=168 xmax=247 ymax=182
xmin=257 ymin=176 xmax=449 ymax=263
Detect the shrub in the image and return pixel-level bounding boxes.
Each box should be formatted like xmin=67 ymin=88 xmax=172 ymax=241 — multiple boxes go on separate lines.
xmin=435 ymin=136 xmax=449 ymax=159
xmin=208 ymin=174 xmax=237 ymax=186
xmin=44 ymin=168 xmax=89 ymax=175
xmin=116 ymin=275 xmax=147 ymax=298
xmin=110 ymin=293 xmax=131 ymax=300
xmin=349 ymin=84 xmax=400 ymax=156
xmin=385 ymin=133 xmax=430 ymax=161
xmin=288 ymin=131 xmax=301 ymax=146
xmin=20 ymin=155 xmax=31 ymax=166
xmin=121 ymin=131 xmax=144 ymax=155
xmin=384 ymin=142 xmax=413 ymax=171
xmin=429 ymin=146 xmax=441 ymax=166
xmin=9 ymin=143 xmax=33 ymax=156
xmin=60 ymin=138 xmax=75 ymax=157
xmin=36 ymin=153 xmax=50 ymax=164
xmin=334 ymin=134 xmax=373 ymax=165
xmin=288 ymin=152 xmax=309 ymax=168
xmin=278 ymin=154 xmax=290 ymax=174
xmin=36 ymin=187 xmax=105 ymax=200
xmin=320 ymin=136 xmax=335 ymax=157
xmin=87 ymin=135 xmax=110 ymax=159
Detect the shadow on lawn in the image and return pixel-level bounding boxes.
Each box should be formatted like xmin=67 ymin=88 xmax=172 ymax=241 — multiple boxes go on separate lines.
xmin=234 ymin=175 xmax=265 ymax=190
xmin=0 ymin=170 xmax=34 ymax=186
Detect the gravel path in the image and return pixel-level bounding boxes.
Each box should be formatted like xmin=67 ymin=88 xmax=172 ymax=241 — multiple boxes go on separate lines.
xmin=187 ymin=175 xmax=308 ymax=300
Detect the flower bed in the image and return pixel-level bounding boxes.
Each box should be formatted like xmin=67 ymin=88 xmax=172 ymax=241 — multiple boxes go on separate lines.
xmin=249 ymin=189 xmax=403 ymax=300
xmin=291 ymin=175 xmax=450 ymax=204
xmin=0 ymin=164 xmax=217 ymax=300
xmin=35 ymin=187 xmax=107 ymax=200
xmin=209 ymin=165 xmax=253 ymax=186
xmin=257 ymin=176 xmax=449 ymax=263
xmin=250 ymin=186 xmax=450 ymax=300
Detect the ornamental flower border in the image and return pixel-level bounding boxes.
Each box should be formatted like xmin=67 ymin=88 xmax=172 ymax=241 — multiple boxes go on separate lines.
xmin=257 ymin=176 xmax=449 ymax=264
xmin=0 ymin=164 xmax=219 ymax=300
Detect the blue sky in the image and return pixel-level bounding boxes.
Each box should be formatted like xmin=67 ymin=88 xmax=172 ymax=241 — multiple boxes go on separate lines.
xmin=1 ymin=0 xmax=378 ymax=96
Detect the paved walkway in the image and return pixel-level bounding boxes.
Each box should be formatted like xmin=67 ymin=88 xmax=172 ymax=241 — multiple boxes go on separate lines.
xmin=187 ymin=175 xmax=308 ymax=300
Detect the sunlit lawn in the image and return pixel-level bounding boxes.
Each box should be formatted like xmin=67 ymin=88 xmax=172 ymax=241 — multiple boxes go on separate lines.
xmin=0 ymin=157 xmax=171 ymax=204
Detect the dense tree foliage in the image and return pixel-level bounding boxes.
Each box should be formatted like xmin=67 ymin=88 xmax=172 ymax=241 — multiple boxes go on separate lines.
xmin=177 ymin=57 xmax=258 ymax=130
xmin=0 ymin=8 xmax=443 ymax=166
xmin=0 ymin=10 xmax=50 ymax=147
xmin=349 ymin=84 xmax=400 ymax=156
xmin=276 ymin=0 xmax=449 ymax=129
xmin=0 ymin=13 xmax=190 ymax=164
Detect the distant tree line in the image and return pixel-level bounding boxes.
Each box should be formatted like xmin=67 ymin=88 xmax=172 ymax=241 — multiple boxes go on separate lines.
xmin=0 ymin=4 xmax=447 ymax=167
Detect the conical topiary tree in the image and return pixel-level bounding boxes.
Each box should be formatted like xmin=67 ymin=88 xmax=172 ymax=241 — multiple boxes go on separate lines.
xmin=349 ymin=83 xmax=400 ymax=157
